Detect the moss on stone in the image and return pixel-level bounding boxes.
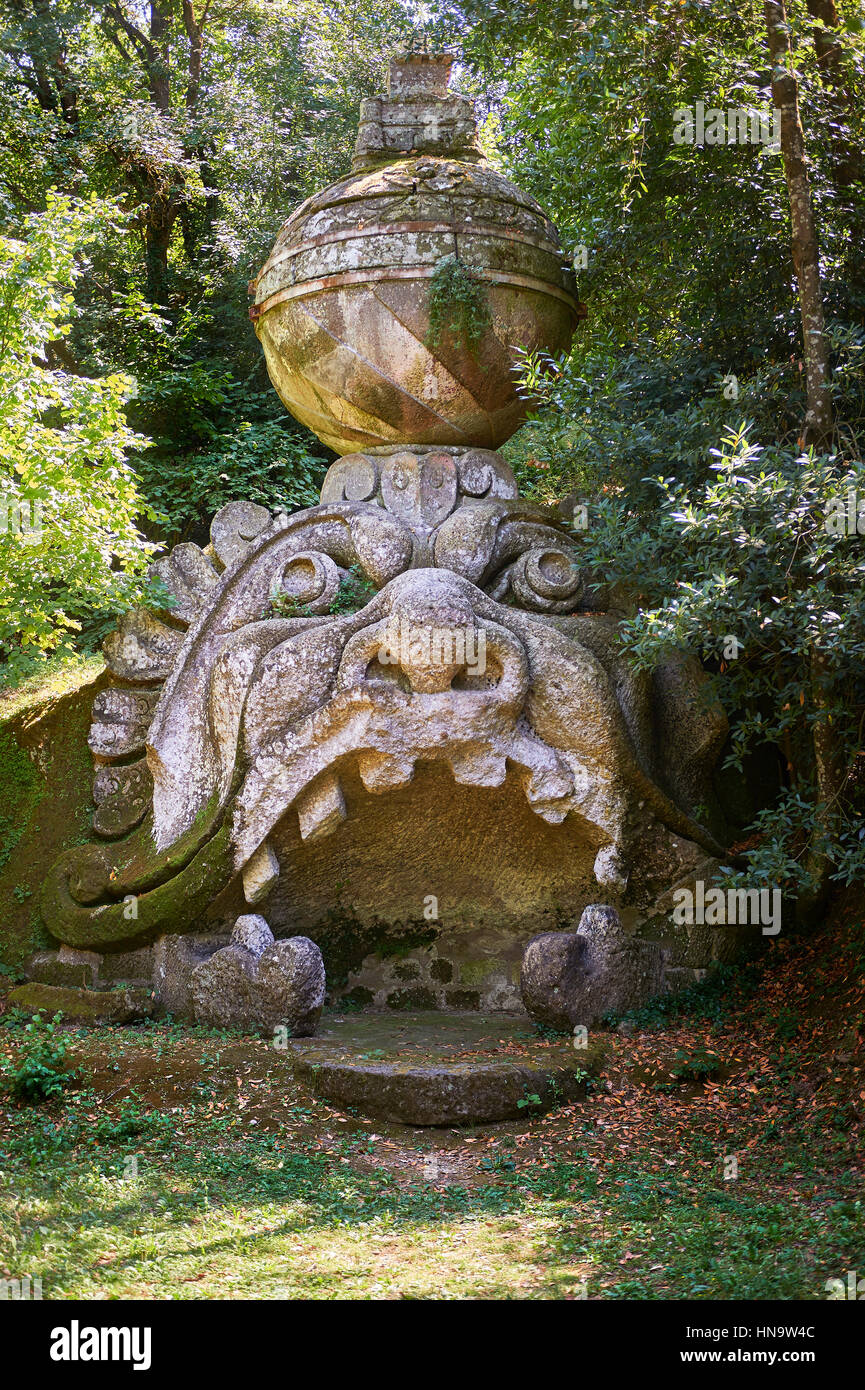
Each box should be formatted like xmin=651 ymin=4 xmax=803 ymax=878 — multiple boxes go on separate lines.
xmin=392 ymin=960 xmax=420 ymax=981
xmin=0 ymin=662 xmax=106 ymax=970
xmin=430 ymin=958 xmax=453 ymax=983
xmin=307 ymin=906 xmax=437 ymax=990
xmin=387 ymin=987 xmax=438 ymax=1011
xmin=7 ymin=981 xmax=154 ymax=1024
xmin=457 ymin=959 xmax=498 ymax=987
xmin=446 ymin=989 xmax=480 ymax=1009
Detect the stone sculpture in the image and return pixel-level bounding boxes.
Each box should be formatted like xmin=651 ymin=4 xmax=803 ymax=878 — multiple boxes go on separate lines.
xmin=190 ymin=917 xmax=325 ymax=1036
xmin=520 ymin=904 xmax=667 ymax=1031
xmin=37 ymin=50 xmax=732 ymax=1026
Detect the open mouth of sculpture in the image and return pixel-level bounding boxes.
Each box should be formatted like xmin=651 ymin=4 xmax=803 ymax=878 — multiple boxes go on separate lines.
xmin=231 ymin=596 xmax=579 ymax=890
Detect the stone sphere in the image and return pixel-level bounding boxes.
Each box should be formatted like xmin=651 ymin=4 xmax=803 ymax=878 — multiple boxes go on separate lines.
xmin=252 ymin=156 xmax=578 ymax=455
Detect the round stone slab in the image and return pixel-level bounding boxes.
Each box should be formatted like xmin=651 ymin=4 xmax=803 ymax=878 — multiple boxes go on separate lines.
xmin=287 ymin=1011 xmax=605 ymax=1126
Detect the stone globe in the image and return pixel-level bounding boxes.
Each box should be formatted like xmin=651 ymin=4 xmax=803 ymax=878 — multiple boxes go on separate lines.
xmin=251 ymin=50 xmax=579 ymax=456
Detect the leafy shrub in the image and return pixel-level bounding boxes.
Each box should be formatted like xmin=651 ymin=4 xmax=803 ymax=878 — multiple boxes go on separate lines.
xmin=668 ymin=1047 xmax=723 ymax=1083
xmin=0 ymin=195 xmax=158 ymax=682
xmin=134 ymin=413 xmax=326 ymax=547
xmin=2 ymin=1012 xmax=77 ymax=1102
xmin=327 ymin=564 xmax=378 ymax=614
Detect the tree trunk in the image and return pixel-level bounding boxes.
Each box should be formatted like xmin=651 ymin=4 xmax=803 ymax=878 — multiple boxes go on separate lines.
xmin=803 ymin=0 xmax=865 ymax=301
xmin=797 ymin=647 xmax=845 ymax=925
xmin=148 ymin=1 xmax=171 ymax=113
xmin=764 ymin=0 xmax=833 ymax=445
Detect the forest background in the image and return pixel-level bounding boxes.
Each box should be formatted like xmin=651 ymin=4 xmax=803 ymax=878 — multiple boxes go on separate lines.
xmin=1 ymin=0 xmax=864 ymax=911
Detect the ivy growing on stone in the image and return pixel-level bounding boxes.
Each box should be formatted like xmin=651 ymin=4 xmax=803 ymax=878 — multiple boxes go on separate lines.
xmin=426 ymin=253 xmax=492 ymax=358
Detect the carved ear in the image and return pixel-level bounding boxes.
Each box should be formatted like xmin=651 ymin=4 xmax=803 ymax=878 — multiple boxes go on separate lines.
xmin=276 ymin=551 xmax=342 ymax=614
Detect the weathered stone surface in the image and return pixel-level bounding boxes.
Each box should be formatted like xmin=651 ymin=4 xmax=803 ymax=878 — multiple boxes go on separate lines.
xmin=190 ymin=944 xmax=259 ymax=1031
xmin=88 ymin=687 xmax=160 ymax=761
xmin=231 ymin=913 xmax=274 ymax=957
xmin=252 ymin=54 xmax=577 ymax=454
xmin=521 ymin=904 xmax=668 ymax=1030
xmin=149 ymin=542 xmax=219 ymax=626
xmin=241 ymin=840 xmax=280 ymax=905
xmin=7 ymin=982 xmax=154 ymax=1024
xmin=189 ymin=922 xmax=324 ymax=1036
xmin=26 ymin=950 xmax=98 ymax=989
xmin=210 ymin=500 xmax=272 ymax=570
xmin=152 ymin=931 xmax=230 ymax=1017
xmin=520 ymin=932 xmax=588 ymax=1033
xmin=256 ymin=938 xmax=325 ymax=1036
xmin=287 ymin=1011 xmax=605 ymax=1125
xmin=102 ymin=608 xmax=183 ymax=683
xmin=92 ymin=759 xmax=152 ymax=838
xmin=98 ymin=946 xmax=154 ymax=984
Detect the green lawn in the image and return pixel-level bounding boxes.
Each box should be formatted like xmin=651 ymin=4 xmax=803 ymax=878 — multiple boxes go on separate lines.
xmin=1 ymin=906 xmax=863 ymax=1300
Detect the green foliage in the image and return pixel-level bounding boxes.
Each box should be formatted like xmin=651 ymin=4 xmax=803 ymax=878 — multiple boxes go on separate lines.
xmin=667 ymin=1047 xmax=723 ymax=1084
xmin=573 ymin=425 xmax=865 ymax=894
xmin=136 ymin=414 xmax=325 ymax=547
xmin=269 ymin=591 xmax=313 ymax=620
xmin=2 ymin=1011 xmax=77 ymax=1103
xmin=268 ymin=562 xmax=377 ymax=620
xmin=606 ymin=958 xmax=764 ymax=1031
xmin=327 ymin=564 xmax=378 ymax=614
xmin=426 ymin=253 xmax=492 ymax=357
xmin=0 ymin=194 xmax=158 ymax=680
xmin=516 ymin=1090 xmax=542 ymax=1109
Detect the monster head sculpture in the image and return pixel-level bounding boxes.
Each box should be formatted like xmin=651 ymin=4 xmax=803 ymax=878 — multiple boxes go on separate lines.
xmin=42 ymin=55 xmax=728 ymax=1012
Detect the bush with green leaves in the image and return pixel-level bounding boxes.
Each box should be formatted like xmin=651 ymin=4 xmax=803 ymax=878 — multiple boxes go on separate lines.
xmin=570 ymin=424 xmax=865 ymax=901
xmin=327 ymin=564 xmax=378 ymax=615
xmin=2 ymin=1011 xmax=77 ymax=1103
xmin=0 ymin=193 xmax=159 ymax=682
xmin=134 ymin=411 xmax=326 ymax=547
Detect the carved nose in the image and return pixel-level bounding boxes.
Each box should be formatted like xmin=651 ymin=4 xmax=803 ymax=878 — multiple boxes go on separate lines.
xmin=336 ymin=613 xmax=482 ymax=694
xmin=387 ymin=622 xmax=471 ymax=693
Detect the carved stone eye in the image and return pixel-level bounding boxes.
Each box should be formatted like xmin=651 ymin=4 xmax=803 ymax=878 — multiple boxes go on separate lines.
xmin=276 ymin=551 xmax=341 ymax=613
xmin=510 ymin=546 xmax=583 ymax=610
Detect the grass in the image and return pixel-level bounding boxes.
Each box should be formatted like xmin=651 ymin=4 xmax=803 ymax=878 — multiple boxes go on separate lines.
xmin=1 ymin=898 xmax=863 ymax=1300
xmin=0 ymin=653 xmax=103 ymax=724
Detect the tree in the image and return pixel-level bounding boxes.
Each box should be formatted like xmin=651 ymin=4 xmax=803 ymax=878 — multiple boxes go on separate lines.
xmin=765 ymin=0 xmax=833 ymax=443
xmin=0 ymin=193 xmax=157 ymax=678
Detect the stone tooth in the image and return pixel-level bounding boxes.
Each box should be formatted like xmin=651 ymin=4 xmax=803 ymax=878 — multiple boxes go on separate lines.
xmin=296 ymin=770 xmax=347 ymax=842
xmin=242 ymin=840 xmax=280 ymax=905
xmin=447 ymin=750 xmax=507 ymax=787
xmin=356 ymin=752 xmax=415 ymax=791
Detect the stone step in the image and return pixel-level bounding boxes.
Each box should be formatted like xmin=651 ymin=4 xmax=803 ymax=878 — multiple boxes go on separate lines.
xmin=7 ymin=982 xmax=155 ymax=1025
xmin=287 ymin=1010 xmax=605 ymax=1126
